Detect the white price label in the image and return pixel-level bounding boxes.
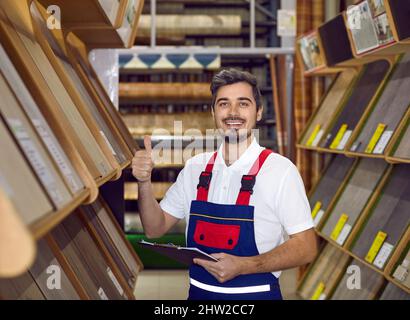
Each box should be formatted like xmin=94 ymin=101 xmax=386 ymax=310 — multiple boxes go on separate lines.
xmin=336 ymin=223 xmax=352 ymax=246
xmin=98 ymin=287 xmax=109 ymax=300
xmin=373 ymin=130 xmax=393 ymax=154
xmin=107 ymin=267 xmax=124 ymax=296
xmin=337 ymin=130 xmax=353 ymax=150
xmin=373 ymin=242 xmax=394 ymax=269
xmin=312 ymin=129 xmax=324 ymax=147
xmin=313 ymin=209 xmax=325 ymax=226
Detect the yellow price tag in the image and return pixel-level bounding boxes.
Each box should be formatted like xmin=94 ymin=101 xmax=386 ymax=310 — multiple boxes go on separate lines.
xmin=310 ymin=282 xmax=325 ymax=300
xmin=330 ymin=124 xmax=348 ymax=150
xmin=311 ymin=201 xmax=322 ymax=219
xmin=365 ymin=123 xmax=386 ymax=153
xmin=365 ymin=231 xmax=387 ymax=263
xmin=306 ymin=124 xmax=321 ymax=147
xmin=330 ymin=213 xmax=349 ymax=241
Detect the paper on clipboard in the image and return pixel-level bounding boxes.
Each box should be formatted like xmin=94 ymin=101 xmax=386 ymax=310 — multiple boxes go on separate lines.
xmin=138 ymin=240 xmax=218 ymax=266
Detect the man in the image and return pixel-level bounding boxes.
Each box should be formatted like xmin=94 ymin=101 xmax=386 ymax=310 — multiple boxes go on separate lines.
xmin=132 ymin=68 xmax=318 ymax=300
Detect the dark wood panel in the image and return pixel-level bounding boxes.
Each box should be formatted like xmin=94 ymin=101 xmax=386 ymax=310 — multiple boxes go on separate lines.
xmin=351 ymin=164 xmax=410 ymax=269
xmin=379 ymin=282 xmax=410 ymax=300
xmin=351 ymin=53 xmax=410 ymax=154
xmin=321 ymin=60 xmax=392 ymax=149
xmin=321 ymin=159 xmax=389 ymax=240
xmin=0 ymin=272 xmax=45 ymax=300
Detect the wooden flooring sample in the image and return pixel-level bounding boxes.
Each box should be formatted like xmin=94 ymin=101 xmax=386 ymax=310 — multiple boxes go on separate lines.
xmin=2 ymin=1 xmax=113 ymax=177
xmin=309 ymin=155 xmax=356 ymax=224
xmin=61 ymin=212 xmax=126 ymax=300
xmin=91 ymin=198 xmax=142 ymax=281
xmin=379 ymin=282 xmax=410 ymax=300
xmin=29 ymin=238 xmax=80 ymax=300
xmin=331 ymin=259 xmax=385 ymax=300
xmin=0 ymin=71 xmax=72 ymax=209
xmin=300 ymin=69 xmax=358 ymax=146
xmin=0 ymin=43 xmax=84 ymax=195
xmin=321 ymin=159 xmax=388 ymax=244
xmin=299 ymin=243 xmax=350 ymax=300
xmin=0 ymin=272 xmax=45 ymax=300
xmin=351 ymin=53 xmax=410 ymax=154
xmin=392 ymin=119 xmax=410 ymax=160
xmin=321 ymin=59 xmax=392 ymax=149
xmin=351 ymin=164 xmax=410 ymax=269
xmin=0 ymin=118 xmax=52 ymax=225
xmin=30 ymin=5 xmax=128 ymax=166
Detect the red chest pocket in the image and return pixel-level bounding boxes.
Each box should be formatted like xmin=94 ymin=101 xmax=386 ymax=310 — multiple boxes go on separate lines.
xmin=193 ymin=220 xmax=240 ymax=250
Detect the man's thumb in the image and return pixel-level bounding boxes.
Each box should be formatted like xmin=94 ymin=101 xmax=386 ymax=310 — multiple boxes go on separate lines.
xmin=144 ymin=135 xmax=152 ymax=153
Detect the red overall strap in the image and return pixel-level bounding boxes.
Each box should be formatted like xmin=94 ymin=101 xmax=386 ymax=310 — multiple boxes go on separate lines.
xmin=236 ymin=149 xmax=273 ymax=206
xmin=196 ymin=152 xmax=218 ymax=201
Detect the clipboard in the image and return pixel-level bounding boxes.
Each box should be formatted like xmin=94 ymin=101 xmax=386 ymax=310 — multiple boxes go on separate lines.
xmin=137 ymin=240 xmax=218 ymax=266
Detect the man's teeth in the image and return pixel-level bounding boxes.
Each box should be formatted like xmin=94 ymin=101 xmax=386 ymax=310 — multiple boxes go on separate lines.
xmin=226 ymin=121 xmax=244 ymax=125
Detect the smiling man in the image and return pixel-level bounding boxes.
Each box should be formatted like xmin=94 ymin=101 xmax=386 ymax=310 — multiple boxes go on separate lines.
xmin=132 ymin=68 xmax=318 ymax=300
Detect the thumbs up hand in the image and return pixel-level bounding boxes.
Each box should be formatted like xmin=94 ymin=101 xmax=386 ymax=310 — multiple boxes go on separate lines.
xmin=132 ymin=135 xmax=154 ymax=183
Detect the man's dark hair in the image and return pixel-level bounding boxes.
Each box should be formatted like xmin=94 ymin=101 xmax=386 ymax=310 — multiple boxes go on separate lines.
xmin=210 ymin=68 xmax=262 ymax=110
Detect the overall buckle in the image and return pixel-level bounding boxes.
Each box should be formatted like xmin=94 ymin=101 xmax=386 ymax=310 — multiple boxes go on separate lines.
xmin=240 ymin=175 xmax=256 ymax=194
xmin=197 ymin=171 xmax=212 ymax=190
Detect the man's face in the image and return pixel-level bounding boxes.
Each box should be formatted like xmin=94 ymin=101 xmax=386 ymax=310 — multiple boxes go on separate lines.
xmin=211 ymin=82 xmax=263 ymax=143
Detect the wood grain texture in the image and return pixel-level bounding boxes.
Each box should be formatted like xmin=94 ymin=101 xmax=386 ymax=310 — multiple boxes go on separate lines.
xmin=0 ymin=43 xmax=84 ymax=195
xmin=379 ymin=282 xmax=410 ymax=300
xmin=122 ymin=112 xmax=215 ymax=136
xmin=0 ymin=118 xmax=52 ymax=225
xmin=125 ymin=182 xmax=172 ymax=200
xmin=309 ymin=155 xmax=356 ymax=214
xmin=1 ymin=1 xmax=113 ymax=178
xmin=30 ymin=4 xmax=129 ymax=166
xmin=0 ymin=72 xmax=73 ymax=209
xmin=351 ymin=53 xmax=410 ymax=153
xmin=0 ymin=272 xmax=45 ymax=300
xmin=300 ymin=69 xmax=358 ymax=145
xmin=331 ymin=259 xmax=385 ymax=299
xmin=321 ymin=59 xmax=392 ymax=148
xmin=392 ymin=118 xmax=410 ymax=159
xmin=29 ymin=238 xmax=80 ymax=300
xmin=119 ymin=82 xmax=212 ymax=101
xmin=50 ymin=224 xmax=101 ymax=299
xmin=80 ymin=205 xmax=135 ymax=290
xmin=299 ymin=243 xmax=350 ymax=299
xmin=137 ymin=15 xmax=242 ymax=37
xmin=60 ymin=212 xmax=126 ymax=300
xmin=91 ymin=198 xmax=142 ymax=280
xmin=351 ymin=164 xmax=410 ymax=266
xmin=321 ymin=158 xmax=388 ymax=238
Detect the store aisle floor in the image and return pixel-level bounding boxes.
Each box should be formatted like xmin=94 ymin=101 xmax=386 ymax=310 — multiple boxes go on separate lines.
xmin=134 ymin=268 xmax=300 ymax=300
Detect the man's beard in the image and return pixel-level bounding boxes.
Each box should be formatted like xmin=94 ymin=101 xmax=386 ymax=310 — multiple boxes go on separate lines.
xmin=223 ymin=128 xmax=253 ymax=144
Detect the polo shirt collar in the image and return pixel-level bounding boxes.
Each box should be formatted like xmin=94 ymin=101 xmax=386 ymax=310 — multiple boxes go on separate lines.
xmin=214 ymin=137 xmax=263 ymax=172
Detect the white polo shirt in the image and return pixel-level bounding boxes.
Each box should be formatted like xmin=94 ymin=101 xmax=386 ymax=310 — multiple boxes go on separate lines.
xmin=159 ymin=138 xmax=314 ymax=277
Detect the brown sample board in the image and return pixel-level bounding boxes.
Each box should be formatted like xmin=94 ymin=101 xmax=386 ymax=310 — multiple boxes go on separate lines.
xmin=30 ymin=3 xmax=130 ymax=167
xmin=90 ymin=198 xmax=142 ymax=282
xmin=298 ymin=243 xmax=350 ymax=300
xmin=0 ymin=2 xmax=113 ymax=179
xmin=59 ymin=212 xmax=127 ymax=300
xmin=29 ymin=239 xmax=80 ymax=300
xmin=351 ymin=164 xmax=410 ymax=270
xmin=309 ymin=155 xmax=356 ymax=225
xmin=391 ymin=118 xmax=410 ymax=161
xmin=321 ymin=59 xmax=392 ymax=150
xmin=350 ymin=53 xmax=410 ymax=155
xmin=0 ymin=118 xmax=52 ymax=225
xmin=331 ymin=259 xmax=385 ymax=299
xmin=0 ymin=71 xmax=72 ymax=210
xmin=321 ymin=159 xmax=389 ymax=246
xmin=65 ymin=32 xmax=138 ymax=154
xmin=299 ymin=69 xmax=358 ymax=147
xmin=0 ymin=43 xmax=84 ymax=195
xmin=379 ymin=282 xmax=410 ymax=300
xmin=0 ymin=273 xmax=45 ymax=300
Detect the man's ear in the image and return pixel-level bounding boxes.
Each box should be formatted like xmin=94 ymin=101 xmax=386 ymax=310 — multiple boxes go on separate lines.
xmin=257 ymin=105 xmax=263 ymax=121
